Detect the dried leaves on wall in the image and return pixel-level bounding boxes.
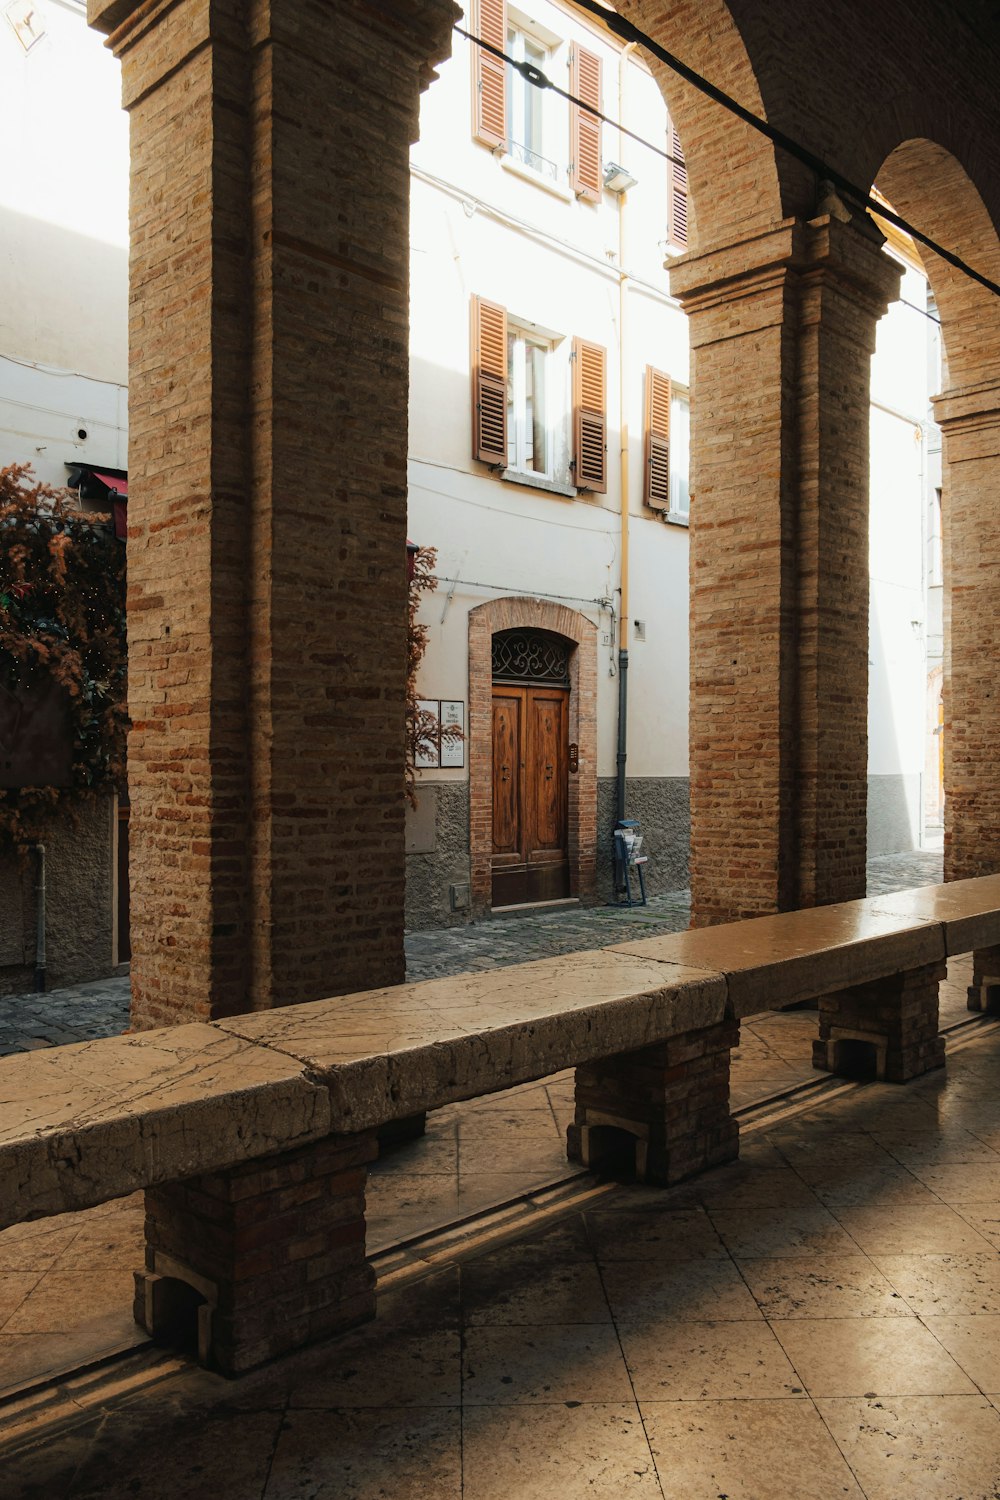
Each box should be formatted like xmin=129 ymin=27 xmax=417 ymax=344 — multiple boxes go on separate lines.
xmin=0 ymin=464 xmax=127 ymax=852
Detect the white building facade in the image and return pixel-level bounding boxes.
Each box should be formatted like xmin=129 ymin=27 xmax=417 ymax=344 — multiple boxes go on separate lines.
xmin=405 ymin=0 xmax=941 ymax=928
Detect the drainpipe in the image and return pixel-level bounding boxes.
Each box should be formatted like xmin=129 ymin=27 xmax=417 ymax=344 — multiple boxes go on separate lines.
xmin=33 ymin=842 xmax=46 ymax=993
xmin=615 ymin=42 xmax=637 ymax=829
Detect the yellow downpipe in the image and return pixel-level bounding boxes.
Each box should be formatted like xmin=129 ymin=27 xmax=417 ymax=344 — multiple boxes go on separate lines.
xmin=618 ymin=41 xmax=636 ymax=652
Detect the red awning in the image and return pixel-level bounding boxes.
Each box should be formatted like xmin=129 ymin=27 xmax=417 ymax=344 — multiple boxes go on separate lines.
xmin=92 ymin=471 xmax=128 ymax=497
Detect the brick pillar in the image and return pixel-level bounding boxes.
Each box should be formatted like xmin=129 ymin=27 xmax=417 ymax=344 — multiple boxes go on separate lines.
xmin=88 ymin=0 xmax=457 ymax=1026
xmin=135 ymin=1132 xmax=378 ymax=1375
xmin=813 ymin=959 xmax=946 ymax=1083
xmin=935 ymin=382 xmax=1000 ymax=891
xmin=934 ymin=383 xmax=1000 ymax=1009
xmin=671 ymin=216 xmax=901 ymax=925
xmin=567 ymin=1019 xmax=740 ymax=1186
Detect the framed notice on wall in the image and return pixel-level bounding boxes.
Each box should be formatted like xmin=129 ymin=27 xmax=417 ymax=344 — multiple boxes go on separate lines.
xmin=440 ymin=700 xmax=465 ymax=768
xmin=414 ymin=699 xmax=466 ymax=770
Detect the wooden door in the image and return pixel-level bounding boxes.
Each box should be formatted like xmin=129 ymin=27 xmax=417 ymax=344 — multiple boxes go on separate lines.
xmin=491 ymin=684 xmax=570 ymax=906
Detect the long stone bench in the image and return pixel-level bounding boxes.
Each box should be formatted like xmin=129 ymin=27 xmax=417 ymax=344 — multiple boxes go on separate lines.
xmin=3 ymin=874 xmax=1000 ymax=1374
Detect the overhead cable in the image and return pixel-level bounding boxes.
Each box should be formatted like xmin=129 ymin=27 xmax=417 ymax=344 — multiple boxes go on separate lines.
xmin=456 ymin=11 xmax=1000 ymax=302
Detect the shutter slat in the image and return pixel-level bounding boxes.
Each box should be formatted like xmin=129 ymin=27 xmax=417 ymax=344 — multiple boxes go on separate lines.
xmin=569 ymin=44 xmax=602 ymax=202
xmin=472 ymin=296 xmax=508 ymax=466
xmin=644 ymin=365 xmax=671 ymax=510
xmin=573 ymin=337 xmax=607 ymax=492
xmin=473 ymin=0 xmax=507 ymax=149
xmin=667 ymin=120 xmax=689 ymax=248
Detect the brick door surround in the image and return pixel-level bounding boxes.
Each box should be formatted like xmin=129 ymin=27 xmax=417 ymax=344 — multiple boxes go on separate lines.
xmin=468 ymin=599 xmax=597 ymax=916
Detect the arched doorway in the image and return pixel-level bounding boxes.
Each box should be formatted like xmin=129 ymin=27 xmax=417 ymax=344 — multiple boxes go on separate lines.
xmin=469 ymin=598 xmax=597 ymax=916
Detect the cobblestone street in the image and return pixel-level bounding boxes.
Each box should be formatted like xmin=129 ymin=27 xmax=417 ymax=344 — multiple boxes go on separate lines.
xmin=0 ymin=849 xmax=944 ymax=1055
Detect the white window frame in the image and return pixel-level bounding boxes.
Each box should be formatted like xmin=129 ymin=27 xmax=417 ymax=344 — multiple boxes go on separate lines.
xmin=505 ymin=14 xmax=565 ymax=186
xmin=668 ymin=387 xmax=690 ymax=522
xmin=507 ymin=323 xmax=553 ymax=479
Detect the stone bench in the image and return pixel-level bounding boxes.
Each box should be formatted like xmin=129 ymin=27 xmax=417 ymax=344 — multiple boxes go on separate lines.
xmin=2 ymin=874 xmax=1000 ymax=1374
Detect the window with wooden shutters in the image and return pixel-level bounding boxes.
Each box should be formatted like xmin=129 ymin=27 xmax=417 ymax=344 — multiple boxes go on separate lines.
xmin=667 ymin=120 xmax=688 ymax=248
xmin=472 ymin=296 xmax=508 ymax=466
xmin=572 ymin=338 xmax=607 ymax=492
xmin=644 ymin=366 xmax=671 ymax=510
xmin=569 ymin=44 xmax=602 ymax=201
xmin=473 ymin=0 xmax=507 ymax=149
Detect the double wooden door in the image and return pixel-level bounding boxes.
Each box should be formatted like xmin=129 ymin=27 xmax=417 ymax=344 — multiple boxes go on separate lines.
xmin=491 ymin=683 xmax=570 ymax=907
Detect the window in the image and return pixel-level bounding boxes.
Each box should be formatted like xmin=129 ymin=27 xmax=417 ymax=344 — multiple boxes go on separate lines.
xmin=669 ymin=389 xmax=690 ymax=519
xmin=471 ymin=295 xmax=603 ymax=494
xmin=507 ymin=325 xmax=551 ymax=476
xmin=508 ymin=30 xmax=554 ymax=177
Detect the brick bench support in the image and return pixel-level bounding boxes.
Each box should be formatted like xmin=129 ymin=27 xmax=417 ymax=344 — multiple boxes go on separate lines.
xmin=967 ymin=943 xmax=1000 ymax=1013
xmin=812 ymin=959 xmax=947 ymax=1083
xmin=566 ymin=1019 xmax=740 ymax=1186
xmin=135 ymin=1131 xmax=378 ymax=1375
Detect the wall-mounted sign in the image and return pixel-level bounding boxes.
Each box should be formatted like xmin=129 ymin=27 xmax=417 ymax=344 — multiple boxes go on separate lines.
xmin=440 ymin=700 xmax=465 ymax=768
xmin=415 ymin=699 xmax=466 ymax=770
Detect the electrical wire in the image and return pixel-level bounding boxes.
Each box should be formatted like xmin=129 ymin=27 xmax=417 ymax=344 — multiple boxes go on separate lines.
xmin=457 ymin=13 xmax=1000 ymax=302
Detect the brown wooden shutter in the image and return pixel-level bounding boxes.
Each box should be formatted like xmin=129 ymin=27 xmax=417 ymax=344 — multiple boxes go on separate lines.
xmin=644 ymin=366 xmax=672 ymax=510
xmin=572 ymin=338 xmax=607 ymax=492
xmin=569 ymin=44 xmax=602 ymax=201
xmin=472 ymin=296 xmax=508 ymax=466
xmin=473 ymin=0 xmax=507 ymax=149
xmin=667 ymin=121 xmax=688 ymax=247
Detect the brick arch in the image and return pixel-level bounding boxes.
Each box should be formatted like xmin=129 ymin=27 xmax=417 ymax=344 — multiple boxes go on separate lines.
xmin=620 ymin=0 xmax=784 ymax=250
xmin=468 ymin=598 xmax=598 ymax=916
xmin=876 ymin=138 xmax=1000 ymax=391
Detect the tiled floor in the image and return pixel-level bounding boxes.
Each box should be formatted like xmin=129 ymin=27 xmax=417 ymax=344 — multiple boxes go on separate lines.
xmin=3 ymin=991 xmax=1000 ymax=1497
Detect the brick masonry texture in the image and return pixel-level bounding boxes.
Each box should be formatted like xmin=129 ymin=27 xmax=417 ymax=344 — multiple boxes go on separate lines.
xmin=136 ymin=1131 xmax=378 ymax=1374
xmin=91 ymin=0 xmax=459 ymax=1027
xmin=813 ymin=959 xmax=947 ymax=1083
xmin=568 ymin=1018 xmax=740 ymax=1186
xmin=85 ymin=0 xmax=1000 ymax=1011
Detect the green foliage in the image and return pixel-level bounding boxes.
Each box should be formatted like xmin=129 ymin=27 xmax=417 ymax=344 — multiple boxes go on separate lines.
xmin=0 ymin=464 xmax=127 ymax=852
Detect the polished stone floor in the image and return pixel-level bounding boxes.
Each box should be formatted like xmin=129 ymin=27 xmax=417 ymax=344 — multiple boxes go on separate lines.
xmin=2 ymin=973 xmax=999 ymax=1498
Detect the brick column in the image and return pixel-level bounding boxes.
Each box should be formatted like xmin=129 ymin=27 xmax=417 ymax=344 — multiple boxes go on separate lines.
xmin=934 ymin=382 xmax=1000 ymax=1009
xmin=88 ymin=0 xmax=457 ymax=1026
xmin=567 ymin=1018 xmax=740 ymax=1186
xmin=935 ymin=382 xmax=1000 ymax=888
xmin=671 ymin=216 xmax=901 ymax=925
xmin=813 ymin=959 xmax=946 ymax=1083
xmin=135 ymin=1131 xmax=378 ymax=1375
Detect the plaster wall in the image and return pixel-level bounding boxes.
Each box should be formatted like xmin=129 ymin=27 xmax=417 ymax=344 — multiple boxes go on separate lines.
xmin=0 ymin=3 xmax=128 ymax=482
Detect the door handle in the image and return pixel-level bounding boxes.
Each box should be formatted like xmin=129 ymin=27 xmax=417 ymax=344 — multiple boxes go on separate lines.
xmin=545 ymin=762 xmax=554 ymax=779
xmin=501 ymin=763 xmax=510 ymax=783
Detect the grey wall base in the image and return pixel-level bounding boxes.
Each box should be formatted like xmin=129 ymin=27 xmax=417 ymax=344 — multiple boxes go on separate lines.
xmin=598 ymin=777 xmax=691 ymax=903
xmin=0 ymin=794 xmax=115 ymax=997
xmin=867 ymin=774 xmax=921 ymax=857
xmin=405 ymin=782 xmax=472 ymax=932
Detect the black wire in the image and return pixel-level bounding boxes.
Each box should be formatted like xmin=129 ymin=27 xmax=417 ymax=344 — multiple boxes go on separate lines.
xmin=455 ymin=23 xmax=686 ymax=172
xmin=459 ymin=10 xmax=1000 ymax=302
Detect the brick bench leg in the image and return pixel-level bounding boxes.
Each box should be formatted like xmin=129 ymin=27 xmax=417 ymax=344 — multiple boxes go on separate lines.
xmin=134 ymin=1131 xmax=378 ymax=1375
xmin=812 ymin=960 xmax=946 ymax=1083
xmin=968 ymin=944 xmax=1000 ymax=1013
xmin=566 ymin=1019 xmax=740 ymax=1187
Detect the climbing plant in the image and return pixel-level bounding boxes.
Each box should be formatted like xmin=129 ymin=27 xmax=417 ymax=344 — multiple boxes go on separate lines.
xmin=0 ymin=464 xmax=127 ymax=852
xmin=406 ymin=545 xmax=441 ymax=806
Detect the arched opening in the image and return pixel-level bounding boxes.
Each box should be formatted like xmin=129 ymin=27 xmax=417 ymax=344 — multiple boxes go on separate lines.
xmin=873 ymin=141 xmax=1000 ymax=882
